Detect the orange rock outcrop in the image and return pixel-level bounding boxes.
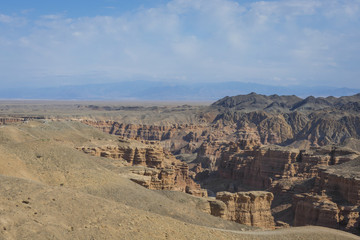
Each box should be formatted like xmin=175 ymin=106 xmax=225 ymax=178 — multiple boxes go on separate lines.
xmin=291 ymin=157 xmax=360 ymax=234
xmin=293 ymin=193 xmax=340 ymax=228
xmin=317 ymin=168 xmax=360 ymax=205
xmin=293 ymin=193 xmax=360 ymax=233
xmin=213 ymin=191 xmax=275 ymax=229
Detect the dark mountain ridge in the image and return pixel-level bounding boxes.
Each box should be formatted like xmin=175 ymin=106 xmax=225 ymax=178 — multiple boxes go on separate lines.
xmin=213 ymin=92 xmax=360 ymax=112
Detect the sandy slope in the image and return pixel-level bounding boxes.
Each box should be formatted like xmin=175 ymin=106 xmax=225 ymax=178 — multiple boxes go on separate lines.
xmin=1 ymin=175 xmax=359 ymax=240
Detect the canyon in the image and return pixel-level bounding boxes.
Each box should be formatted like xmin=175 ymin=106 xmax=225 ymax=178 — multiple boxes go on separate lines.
xmin=75 ymin=93 xmax=360 ymax=234
xmin=1 ymin=93 xmax=360 ymax=239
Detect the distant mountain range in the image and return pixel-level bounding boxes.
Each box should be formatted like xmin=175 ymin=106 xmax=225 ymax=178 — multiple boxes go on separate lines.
xmin=0 ymin=81 xmax=359 ymax=100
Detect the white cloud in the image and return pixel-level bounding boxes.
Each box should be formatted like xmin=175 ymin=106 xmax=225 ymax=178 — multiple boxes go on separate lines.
xmin=41 ymin=14 xmax=64 ymax=20
xmin=0 ymin=0 xmax=360 ymax=88
xmin=0 ymin=14 xmax=27 ymax=27
xmin=0 ymin=14 xmax=13 ymax=23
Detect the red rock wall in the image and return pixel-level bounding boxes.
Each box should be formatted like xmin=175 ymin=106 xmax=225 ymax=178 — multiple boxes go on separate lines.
xmin=317 ymin=170 xmax=360 ymax=205
xmin=215 ymin=191 xmax=275 ymax=229
xmin=293 ymin=193 xmax=360 ymax=233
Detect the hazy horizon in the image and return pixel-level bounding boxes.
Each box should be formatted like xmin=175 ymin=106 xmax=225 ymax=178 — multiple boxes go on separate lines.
xmin=0 ymin=80 xmax=359 ymax=101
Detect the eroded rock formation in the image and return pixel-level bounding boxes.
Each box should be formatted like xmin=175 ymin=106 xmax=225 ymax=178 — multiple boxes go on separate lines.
xmin=293 ymin=193 xmax=360 ymax=233
xmin=212 ymin=191 xmax=275 ymax=229
xmin=197 ymin=140 xmax=360 ymax=190
xmin=79 ymin=120 xmax=217 ymax=153
xmin=0 ymin=117 xmax=25 ymax=125
xmin=194 ymin=139 xmax=360 ymax=232
xmin=76 ymin=142 xmax=207 ymax=197
xmin=77 ymin=143 xmax=165 ymax=168
xmin=80 ymin=99 xmax=360 ymax=152
xmin=291 ymin=157 xmax=360 ymax=234
xmin=74 ymin=93 xmax=360 ymax=235
xmin=317 ymin=168 xmax=360 ymax=205
xmin=293 ymin=193 xmax=340 ymax=228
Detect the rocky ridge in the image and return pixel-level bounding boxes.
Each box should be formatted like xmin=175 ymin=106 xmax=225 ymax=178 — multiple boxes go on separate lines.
xmin=212 ymin=92 xmax=360 ymax=112
xmin=210 ymin=93 xmax=360 ymax=146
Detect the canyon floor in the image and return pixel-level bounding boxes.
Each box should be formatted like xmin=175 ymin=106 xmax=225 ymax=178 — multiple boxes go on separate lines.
xmin=1 ymin=94 xmax=360 ymax=239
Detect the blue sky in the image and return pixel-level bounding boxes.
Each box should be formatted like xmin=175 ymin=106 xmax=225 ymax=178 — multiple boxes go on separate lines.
xmin=1 ymin=0 xmax=360 ymax=89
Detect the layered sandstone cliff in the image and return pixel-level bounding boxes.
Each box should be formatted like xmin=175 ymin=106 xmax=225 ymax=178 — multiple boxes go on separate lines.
xmin=317 ymin=166 xmax=360 ymax=205
xmin=291 ymin=158 xmax=360 ymax=234
xmin=293 ymin=193 xmax=360 ymax=233
xmin=211 ymin=191 xmax=275 ymax=229
xmin=195 ymin=140 xmax=360 ymax=233
xmin=80 ymin=120 xmax=212 ymax=153
xmin=77 ymin=143 xmax=165 ymax=168
xmin=79 ymin=119 xmax=241 ymax=155
xmin=198 ymin=140 xmax=359 ymax=190
xmin=293 ymin=193 xmax=340 ymax=228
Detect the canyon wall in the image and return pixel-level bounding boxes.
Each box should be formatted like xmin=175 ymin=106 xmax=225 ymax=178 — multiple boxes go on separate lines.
xmin=197 ymin=140 xmax=360 ymax=233
xmin=293 ymin=193 xmax=360 ymax=233
xmin=317 ymin=168 xmax=360 ymax=205
xmin=80 ymin=108 xmax=360 ymax=154
xmin=198 ymin=140 xmax=359 ymax=190
xmin=79 ymin=119 xmax=239 ymax=154
xmin=292 ymin=158 xmax=360 ymax=234
xmin=293 ymin=193 xmax=340 ymax=228
xmin=211 ymin=191 xmax=275 ymax=229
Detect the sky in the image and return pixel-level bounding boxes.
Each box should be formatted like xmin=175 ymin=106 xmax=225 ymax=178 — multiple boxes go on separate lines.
xmin=0 ymin=0 xmax=360 ymax=89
